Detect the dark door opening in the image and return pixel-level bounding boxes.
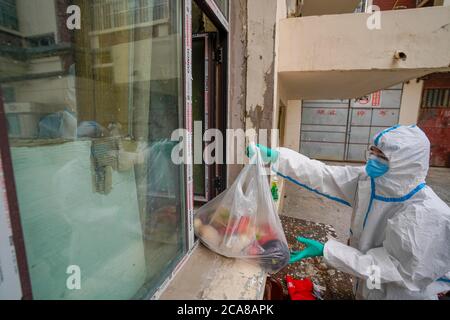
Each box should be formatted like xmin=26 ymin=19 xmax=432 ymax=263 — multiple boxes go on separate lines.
xmin=192 ymin=1 xmax=227 ymax=203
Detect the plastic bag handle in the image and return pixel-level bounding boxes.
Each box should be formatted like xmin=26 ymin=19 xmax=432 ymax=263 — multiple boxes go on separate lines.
xmin=233 ymin=143 xmax=264 ymax=206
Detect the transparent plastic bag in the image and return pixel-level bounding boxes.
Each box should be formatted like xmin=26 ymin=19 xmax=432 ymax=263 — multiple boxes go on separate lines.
xmin=194 ymin=146 xmax=290 ymax=273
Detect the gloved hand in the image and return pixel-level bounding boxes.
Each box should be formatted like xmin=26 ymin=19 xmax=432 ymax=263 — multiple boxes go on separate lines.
xmin=246 ymin=144 xmax=279 ymax=163
xmin=289 ymin=237 xmax=324 ymax=264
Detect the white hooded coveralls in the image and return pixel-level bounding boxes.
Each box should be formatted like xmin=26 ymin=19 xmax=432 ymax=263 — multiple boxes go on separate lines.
xmin=272 ymin=125 xmax=450 ymax=299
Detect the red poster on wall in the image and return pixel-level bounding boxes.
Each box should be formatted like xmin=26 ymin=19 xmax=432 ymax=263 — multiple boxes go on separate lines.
xmin=372 ymin=91 xmax=382 ymax=107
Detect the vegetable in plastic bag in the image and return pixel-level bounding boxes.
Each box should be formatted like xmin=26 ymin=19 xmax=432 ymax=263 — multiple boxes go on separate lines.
xmin=194 ymin=145 xmax=290 ymax=273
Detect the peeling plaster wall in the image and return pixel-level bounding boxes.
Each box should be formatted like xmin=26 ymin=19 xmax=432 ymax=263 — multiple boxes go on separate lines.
xmin=227 ymin=0 xmax=287 ymax=186
xmin=273 ymin=0 xmax=288 ymax=134
xmin=399 ymin=79 xmax=424 ymax=125
xmin=227 ymin=0 xmax=248 ymax=186
xmin=228 ymin=0 xmax=285 ymax=185
xmin=284 ymin=100 xmax=302 ymax=152
xmin=245 ymin=0 xmax=278 ymax=138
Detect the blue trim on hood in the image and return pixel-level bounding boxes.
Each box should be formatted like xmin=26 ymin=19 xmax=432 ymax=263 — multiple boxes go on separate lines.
xmin=374 ymin=183 xmax=427 ymax=202
xmin=438 ymin=277 xmax=450 ymax=283
xmin=363 ymin=179 xmax=426 ymax=229
xmin=274 ymin=170 xmax=352 ymax=207
xmin=374 ymin=125 xmax=401 ymax=147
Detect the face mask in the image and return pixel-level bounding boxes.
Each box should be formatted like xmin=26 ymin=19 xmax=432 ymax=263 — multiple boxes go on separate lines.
xmin=366 ymin=156 xmax=389 ymax=178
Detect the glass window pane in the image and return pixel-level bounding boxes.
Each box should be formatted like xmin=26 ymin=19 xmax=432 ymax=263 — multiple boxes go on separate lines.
xmin=192 ymin=38 xmax=206 ymax=198
xmin=0 ymin=0 xmax=19 ymax=30
xmin=214 ymin=0 xmax=228 ymax=19
xmin=0 ymin=0 xmax=186 ymax=299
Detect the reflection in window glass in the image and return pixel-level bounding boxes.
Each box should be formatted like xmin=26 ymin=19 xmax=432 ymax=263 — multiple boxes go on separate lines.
xmin=214 ymin=0 xmax=228 ymax=19
xmin=0 ymin=0 xmax=19 ymax=31
xmin=0 ymin=0 xmax=186 ymax=299
xmin=192 ymin=38 xmax=206 ymax=198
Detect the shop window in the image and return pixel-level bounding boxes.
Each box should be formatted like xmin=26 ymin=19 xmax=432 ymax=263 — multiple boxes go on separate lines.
xmin=0 ymin=0 xmax=186 ymax=299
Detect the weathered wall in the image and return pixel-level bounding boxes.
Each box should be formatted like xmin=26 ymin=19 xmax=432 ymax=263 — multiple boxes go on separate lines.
xmin=272 ymin=0 xmax=288 ymax=132
xmin=277 ymin=6 xmax=450 ymax=99
xmin=245 ymin=0 xmax=278 ymax=136
xmin=283 ymin=100 xmax=302 ymax=152
xmin=279 ymin=7 xmax=450 ymax=73
xmin=227 ymin=0 xmax=248 ymax=186
xmin=227 ymin=0 xmax=285 ymax=185
xmin=399 ymin=79 xmax=424 ymax=125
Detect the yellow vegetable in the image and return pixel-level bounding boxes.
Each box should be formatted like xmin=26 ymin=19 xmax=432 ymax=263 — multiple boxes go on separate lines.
xmin=194 ymin=217 xmax=203 ymax=233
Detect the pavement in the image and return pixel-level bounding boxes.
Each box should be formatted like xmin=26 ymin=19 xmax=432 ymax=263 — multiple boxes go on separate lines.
xmin=272 ymin=216 xmax=354 ymax=300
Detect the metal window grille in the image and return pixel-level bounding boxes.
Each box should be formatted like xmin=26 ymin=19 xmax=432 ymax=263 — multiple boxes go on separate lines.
xmin=422 ymin=88 xmax=450 ymax=108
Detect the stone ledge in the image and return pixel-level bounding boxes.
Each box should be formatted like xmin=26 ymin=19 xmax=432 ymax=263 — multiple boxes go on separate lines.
xmin=160 ymin=244 xmax=267 ymax=300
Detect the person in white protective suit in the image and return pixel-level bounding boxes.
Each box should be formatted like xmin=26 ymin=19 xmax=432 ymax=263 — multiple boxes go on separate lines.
xmin=249 ymin=125 xmax=450 ymax=300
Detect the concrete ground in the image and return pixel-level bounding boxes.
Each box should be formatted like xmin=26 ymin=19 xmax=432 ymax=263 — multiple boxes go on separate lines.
xmin=274 ymin=215 xmax=354 ymax=300
xmin=280 ymin=164 xmax=450 ymax=243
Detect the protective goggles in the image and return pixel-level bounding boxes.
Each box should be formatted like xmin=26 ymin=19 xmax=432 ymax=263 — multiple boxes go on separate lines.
xmin=365 ymin=146 xmax=389 ymax=162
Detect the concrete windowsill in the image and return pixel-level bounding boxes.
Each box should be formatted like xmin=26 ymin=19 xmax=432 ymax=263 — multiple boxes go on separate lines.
xmin=160 ymin=178 xmax=285 ymax=300
xmin=160 ymin=244 xmax=267 ymax=300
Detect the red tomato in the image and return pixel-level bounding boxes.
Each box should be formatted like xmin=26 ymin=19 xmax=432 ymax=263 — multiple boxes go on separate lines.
xmin=236 ymin=216 xmax=250 ymax=234
xmin=256 ymin=224 xmax=278 ymax=245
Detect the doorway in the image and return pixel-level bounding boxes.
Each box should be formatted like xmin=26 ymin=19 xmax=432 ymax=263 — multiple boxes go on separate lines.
xmin=192 ymin=1 xmax=227 ymax=203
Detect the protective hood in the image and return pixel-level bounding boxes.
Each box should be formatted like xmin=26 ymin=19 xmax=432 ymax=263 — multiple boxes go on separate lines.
xmin=373 ymin=125 xmax=430 ymax=197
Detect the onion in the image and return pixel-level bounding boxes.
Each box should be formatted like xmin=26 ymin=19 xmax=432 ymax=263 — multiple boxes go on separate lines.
xmin=194 ymin=217 xmax=203 ymax=233
xmin=200 ymin=225 xmax=221 ymax=248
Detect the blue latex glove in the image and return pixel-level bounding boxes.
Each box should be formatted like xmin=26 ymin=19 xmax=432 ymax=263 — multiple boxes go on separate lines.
xmin=246 ymin=144 xmax=279 ymax=163
xmin=289 ymin=237 xmax=325 ymax=264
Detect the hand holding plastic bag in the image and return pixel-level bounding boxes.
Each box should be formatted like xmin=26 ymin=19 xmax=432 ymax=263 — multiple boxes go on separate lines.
xmin=194 ymin=144 xmax=290 ymax=273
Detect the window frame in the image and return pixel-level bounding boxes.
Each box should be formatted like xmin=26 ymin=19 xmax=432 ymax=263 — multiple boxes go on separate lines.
xmin=0 ymin=0 xmax=231 ymax=300
xmin=0 ymin=88 xmax=33 ymax=300
xmin=0 ymin=0 xmax=193 ymax=300
xmin=197 ymin=0 xmax=229 ymax=31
